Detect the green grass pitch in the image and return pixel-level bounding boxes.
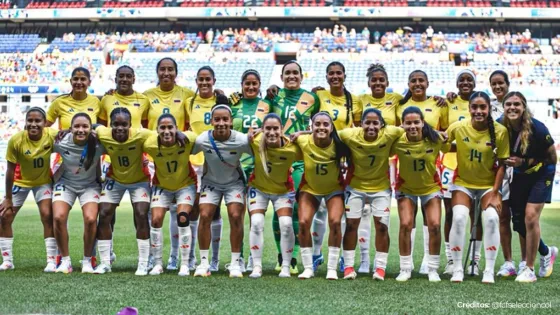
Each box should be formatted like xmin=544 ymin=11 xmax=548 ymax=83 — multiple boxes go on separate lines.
xmin=1 ymin=202 xmax=559 ymax=314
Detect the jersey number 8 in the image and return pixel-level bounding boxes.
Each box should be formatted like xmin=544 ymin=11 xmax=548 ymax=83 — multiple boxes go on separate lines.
xmin=204 ymin=112 xmax=211 ymax=125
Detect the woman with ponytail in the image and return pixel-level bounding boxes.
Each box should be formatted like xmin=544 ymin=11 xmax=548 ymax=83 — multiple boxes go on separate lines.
xmin=499 ymin=91 xmax=558 ymax=282
xmin=358 ymin=63 xmax=402 ymax=126
xmin=446 ymin=91 xmax=509 ymax=284
xmin=52 ymin=113 xmax=105 ymax=274
xmin=391 ymin=106 xmax=449 ymax=282
xmin=246 ymin=113 xmax=300 ymax=278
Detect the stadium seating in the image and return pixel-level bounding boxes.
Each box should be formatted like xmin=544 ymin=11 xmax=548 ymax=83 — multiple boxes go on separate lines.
xmin=0 ymin=34 xmax=41 ymax=53
xmin=26 ymin=1 xmax=87 ymax=9
xmin=102 ymin=1 xmax=164 ymax=8
xmin=343 ymin=0 xmax=408 ymax=6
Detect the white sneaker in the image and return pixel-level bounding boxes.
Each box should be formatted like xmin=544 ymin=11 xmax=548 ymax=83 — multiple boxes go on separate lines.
xmin=209 ymin=259 xmax=220 ymax=272
xmin=246 ymin=256 xmax=254 ymax=272
xmin=188 ymin=257 xmax=197 ymax=271
xmin=396 ymin=270 xmax=412 ymax=282
xmin=81 ymin=260 xmax=94 ymax=274
xmin=358 ymin=260 xmax=370 ymax=274
xmin=497 ymin=261 xmax=517 ymax=277
xmin=0 ymin=261 xmax=14 ymax=271
xmin=135 ymin=262 xmax=149 ymax=276
xmin=249 ymin=266 xmax=262 ymax=279
xmin=419 ymin=258 xmax=429 ymax=275
xmin=178 ymin=265 xmax=190 ymax=277
xmin=465 ymin=261 xmax=479 ymax=276
xmin=516 ymin=267 xmax=537 ymax=283
xmin=194 ymin=262 xmax=210 ymax=277
xmin=539 ymin=246 xmax=558 ymax=278
xmin=166 ymin=255 xmax=178 ymax=271
xmin=326 ymin=269 xmax=338 ymax=280
xmin=149 ymin=264 xmax=164 ymax=276
xmin=518 ymin=260 xmax=527 ymax=274
xmin=110 ymin=252 xmax=117 ymax=265
xmin=451 ymin=269 xmax=464 ymax=282
xmin=93 ymin=263 xmax=112 ymax=274
xmin=482 ymin=270 xmax=495 ymax=284
xmin=443 ymin=260 xmax=454 ymax=275
xmin=239 ymin=257 xmax=246 ymax=273
xmin=227 ymin=263 xmax=243 ymax=278
xmin=298 ymin=268 xmax=314 ymax=279
xmin=44 ymin=262 xmax=57 ymax=273
xmin=428 ymin=269 xmax=441 ymax=282
xmin=279 ymin=266 xmax=291 ymax=278
xmin=56 ymin=260 xmax=73 ymax=274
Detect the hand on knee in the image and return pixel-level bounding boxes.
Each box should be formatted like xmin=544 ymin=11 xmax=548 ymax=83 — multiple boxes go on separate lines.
xmin=250 ymin=213 xmax=265 ymax=235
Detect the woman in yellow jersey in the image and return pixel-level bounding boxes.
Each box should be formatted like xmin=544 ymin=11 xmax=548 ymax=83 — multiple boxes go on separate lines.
xmin=46 ymin=67 xmax=100 ymax=129
xmin=247 ymin=113 xmax=299 ymax=278
xmin=392 ymin=106 xmax=449 ymax=282
xmin=339 ymin=108 xmax=403 ymax=281
xmin=143 ymin=113 xmax=197 ymax=277
xmin=447 ymin=91 xmax=509 ymax=284
xmin=441 ymin=70 xmax=478 ymax=275
xmin=294 ymin=112 xmax=351 ymax=280
xmin=0 ymin=108 xmax=58 ymax=272
xmin=93 ymin=107 xmax=153 ymax=276
xmin=358 ymin=64 xmax=402 ymax=126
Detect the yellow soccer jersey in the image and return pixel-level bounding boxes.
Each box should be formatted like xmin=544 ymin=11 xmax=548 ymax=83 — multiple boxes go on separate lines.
xmin=249 ymin=133 xmax=303 ymax=195
xmin=317 ymin=90 xmax=361 ymax=130
xmin=99 ymin=92 xmax=149 ymax=129
xmin=358 ymin=93 xmax=403 ymax=126
xmin=6 ymin=129 xmax=57 ymax=188
xmin=296 ymin=135 xmax=342 ymax=196
xmin=447 ymin=120 xmax=510 ymax=189
xmin=144 ymin=85 xmax=195 ymax=131
xmin=397 ymin=97 xmax=449 ymax=130
xmin=391 ymin=133 xmax=450 ymax=195
xmin=47 ymin=94 xmax=100 ymax=129
xmin=96 ymin=126 xmax=152 ymax=184
xmin=143 ymin=131 xmax=197 ymax=191
xmin=442 ymin=98 xmax=470 ymax=169
xmin=340 ymin=126 xmax=404 ymax=192
xmin=185 ymin=94 xmax=217 ymax=166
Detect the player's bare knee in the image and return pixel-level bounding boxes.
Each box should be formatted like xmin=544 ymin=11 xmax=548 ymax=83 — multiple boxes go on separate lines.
xmin=428 ymin=223 xmax=440 ymax=237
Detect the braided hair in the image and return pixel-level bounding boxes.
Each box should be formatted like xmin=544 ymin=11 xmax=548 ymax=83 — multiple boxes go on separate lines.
xmin=109 ymin=107 xmax=132 ymax=126
xmin=326 ymin=61 xmax=353 ymax=126
xmin=70 ymin=113 xmax=98 ymax=171
xmin=400 ymin=70 xmax=429 ymax=105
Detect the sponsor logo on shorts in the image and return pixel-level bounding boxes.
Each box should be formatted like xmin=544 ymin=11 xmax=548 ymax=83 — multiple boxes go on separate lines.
xmin=152 ymin=99 xmax=160 ymax=104
xmin=113 ymin=101 xmax=120 ymax=106
xmin=384 ymin=207 xmax=390 ymax=212
xmin=141 ymin=193 xmax=148 ymax=198
xmin=185 ymin=196 xmax=191 ymax=201
xmin=152 ymin=197 xmax=159 ymax=202
xmin=93 ymin=195 xmax=99 ymax=199
xmin=229 ymin=151 xmax=237 ymax=155
xmin=235 ymin=193 xmax=242 ymax=199
xmin=44 ymin=190 xmax=51 ymax=195
xmin=195 ymin=105 xmax=200 ymax=109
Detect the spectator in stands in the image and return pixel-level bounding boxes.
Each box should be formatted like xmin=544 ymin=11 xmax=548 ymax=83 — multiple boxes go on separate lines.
xmin=426 ymin=26 xmax=434 ymax=40
xmin=362 ymin=27 xmax=370 ymax=43
xmin=206 ymin=28 xmax=214 ymax=44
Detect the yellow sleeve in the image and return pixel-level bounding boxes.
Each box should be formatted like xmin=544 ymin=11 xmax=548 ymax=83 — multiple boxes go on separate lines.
xmin=184 ymin=98 xmax=191 ymax=122
xmin=295 ymin=134 xmax=308 ymax=147
xmin=47 ymin=128 xmax=58 ymax=140
xmin=186 ymin=131 xmax=197 ymax=144
xmin=496 ymin=126 xmax=510 ymax=159
xmin=295 ymin=142 xmax=304 ymax=161
xmin=338 ymin=128 xmax=352 ymax=143
xmin=5 ymin=135 xmax=18 ymax=164
xmin=183 ymin=87 xmax=195 ymax=99
xmin=141 ymin=98 xmax=150 ymax=121
xmin=353 ymin=96 xmax=363 ymax=124
xmin=394 ymin=93 xmax=404 ymax=103
xmin=439 ymin=105 xmax=449 ymax=130
xmin=446 ymin=121 xmax=458 ymax=143
xmin=99 ymin=96 xmax=109 ymax=121
xmin=46 ymin=100 xmax=59 ymax=123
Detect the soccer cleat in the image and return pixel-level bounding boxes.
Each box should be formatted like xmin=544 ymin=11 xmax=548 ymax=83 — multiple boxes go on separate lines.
xmin=149 ymin=264 xmax=164 ymax=276
xmin=56 ymin=255 xmax=62 ymax=267
xmin=135 ymin=262 xmax=149 ymax=276
xmin=246 ymin=255 xmax=254 ymax=272
xmin=147 ymin=255 xmax=154 ymax=270
xmin=358 ymin=260 xmax=370 ymax=274
xmin=56 ymin=260 xmax=73 ymax=274
xmin=209 ymin=259 xmax=220 ymax=272
xmin=274 ymin=253 xmax=282 ymax=272
xmin=343 ymin=267 xmax=357 ymax=280
xmin=372 ymin=268 xmax=385 ymax=281
xmin=239 ymin=257 xmax=246 ymax=273
xmin=481 ymin=270 xmax=495 ymax=284
xmin=516 ymin=267 xmax=537 ymax=283
xmin=91 ymin=256 xmax=97 ymax=268
xmin=539 ymin=246 xmax=558 ymax=278
xmin=443 ymin=260 xmax=454 ymax=275
xmin=81 ymin=260 xmax=94 ymax=274
xmin=419 ymin=260 xmax=429 ymax=275
xmin=338 ymin=257 xmax=345 ymax=273
xmin=312 ymin=254 xmax=324 ymax=272
xmin=226 ymin=263 xmax=243 ymax=278
xmin=178 ymin=265 xmax=190 ymax=277
xmin=0 ymin=261 xmax=14 ymax=271
xmin=188 ymin=257 xmax=197 ymax=271
xmin=44 ymin=262 xmax=57 ymax=273
xmin=194 ymin=263 xmax=210 ymax=277
xmin=278 ymin=266 xmax=291 ymax=278
xmin=451 ymin=269 xmax=464 ymax=283
xmin=497 ymin=261 xmax=517 ymax=277
xmin=396 ymin=270 xmax=412 ymax=282
xmin=466 ymin=261 xmax=479 ymax=276
xmin=428 ymin=269 xmax=441 ymax=282
xmin=290 ymin=258 xmax=299 ymax=275
xmin=326 ymin=269 xmax=338 ymax=280
xmin=166 ymin=255 xmax=179 ymax=271
xmin=249 ymin=266 xmax=262 ymax=279
xmin=93 ymin=263 xmax=112 ymax=274
xmin=518 ymin=261 xmax=527 ymax=274
xmin=110 ymin=252 xmax=117 ymax=265
xmin=298 ymin=268 xmax=314 ymax=279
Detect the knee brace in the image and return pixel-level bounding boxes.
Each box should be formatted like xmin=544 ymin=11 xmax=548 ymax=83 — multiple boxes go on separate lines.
xmin=251 ymin=213 xmax=265 ymax=233
xmin=512 ymin=214 xmax=527 ymax=237
xmin=177 ymin=212 xmax=190 ymax=227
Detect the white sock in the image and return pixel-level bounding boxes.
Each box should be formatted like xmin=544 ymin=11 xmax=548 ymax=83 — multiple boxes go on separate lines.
xmin=199 ymin=249 xmax=209 ymax=266
xmin=482 ymin=206 xmax=500 ymax=272
xmin=374 ymin=252 xmax=389 ymax=271
xmin=301 ymin=247 xmax=313 ymax=270
xmin=327 ymin=247 xmax=340 ymax=271
xmin=311 ymin=205 xmax=327 ymax=256
xmin=428 ymin=254 xmax=440 ymax=271
xmin=450 ymin=205 xmax=469 ymax=271
xmin=410 ymin=227 xmax=416 ymax=258
xmin=98 ymin=240 xmax=112 ymax=265
xmin=279 ymin=216 xmax=295 ymax=268
xmin=169 ymin=207 xmax=179 ymax=258
xmin=473 ymin=241 xmax=482 ymax=263
xmin=422 ymin=225 xmax=430 ymax=263
xmin=231 ymin=252 xmax=241 ymax=266
xmin=358 ymin=210 xmax=372 ymax=263
xmin=62 ymin=256 xmax=71 ymax=262
xmin=150 ymin=227 xmax=163 ymax=266
xmin=249 ymin=213 xmax=265 ymax=268
xmin=83 ymin=256 xmax=91 ymax=262
xmin=340 ymin=215 xmax=346 ymax=248
xmin=137 ymin=239 xmax=150 ymax=264
xmin=178 ymin=226 xmax=191 ymax=267
xmin=445 ymin=242 xmax=452 ymax=261
xmin=189 ymin=219 xmax=199 ymax=262
xmin=343 ymin=250 xmax=355 ymax=269
xmin=211 ymin=218 xmax=223 ymax=262
xmin=45 ymin=237 xmax=57 ymax=264
xmin=400 ymin=255 xmax=412 ymax=270
xmin=0 ymin=237 xmax=13 ymax=263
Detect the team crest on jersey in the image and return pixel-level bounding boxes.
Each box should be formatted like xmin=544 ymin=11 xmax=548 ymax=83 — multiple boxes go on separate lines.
xmin=113 ymin=101 xmax=120 ymax=106
xmin=463 ymin=137 xmax=470 ymax=142
xmin=128 ymin=146 xmax=136 ymax=151
xmin=152 ymin=99 xmax=160 ymax=104
xmin=24 ymin=150 xmax=31 ymax=155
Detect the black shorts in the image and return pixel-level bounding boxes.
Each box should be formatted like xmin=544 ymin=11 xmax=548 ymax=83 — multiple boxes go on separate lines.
xmin=510 ymin=167 xmax=554 ymax=209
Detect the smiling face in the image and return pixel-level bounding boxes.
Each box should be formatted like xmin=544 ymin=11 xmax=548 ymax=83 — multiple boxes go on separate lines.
xmin=71 ymin=71 xmax=90 ymax=94
xmin=312 ymin=114 xmax=332 ymax=141
xmin=71 ymin=116 xmax=91 ymax=144
xmin=504 ymin=95 xmax=525 ymax=122
xmin=369 ymin=71 xmax=388 ymax=98
xmin=111 ymin=114 xmax=131 ymax=142
xmin=281 ymin=63 xmax=302 ymax=90
xmin=25 ymin=111 xmax=45 ymax=138
xmin=262 ymin=117 xmax=282 ymax=146
xmin=116 ymin=67 xmax=135 ymax=95
xmin=402 ymin=112 xmax=424 ymax=139
xmin=211 ymin=108 xmax=232 ymax=138
xmin=469 ymin=96 xmax=490 ymax=124
xmin=490 ymin=74 xmax=509 ymax=101
xmin=242 ymin=74 xmax=260 ymax=99
xmin=408 ymin=72 xmax=429 ymax=99
xmin=196 ymin=69 xmax=215 ymax=97
xmin=457 ymin=73 xmax=475 ymax=98
xmin=157 ymin=59 xmax=177 ymax=87
xmin=326 ymin=64 xmax=345 ymax=90
xmin=361 ymin=111 xmax=382 ymax=140
xmin=158 ymin=117 xmax=177 ymax=146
